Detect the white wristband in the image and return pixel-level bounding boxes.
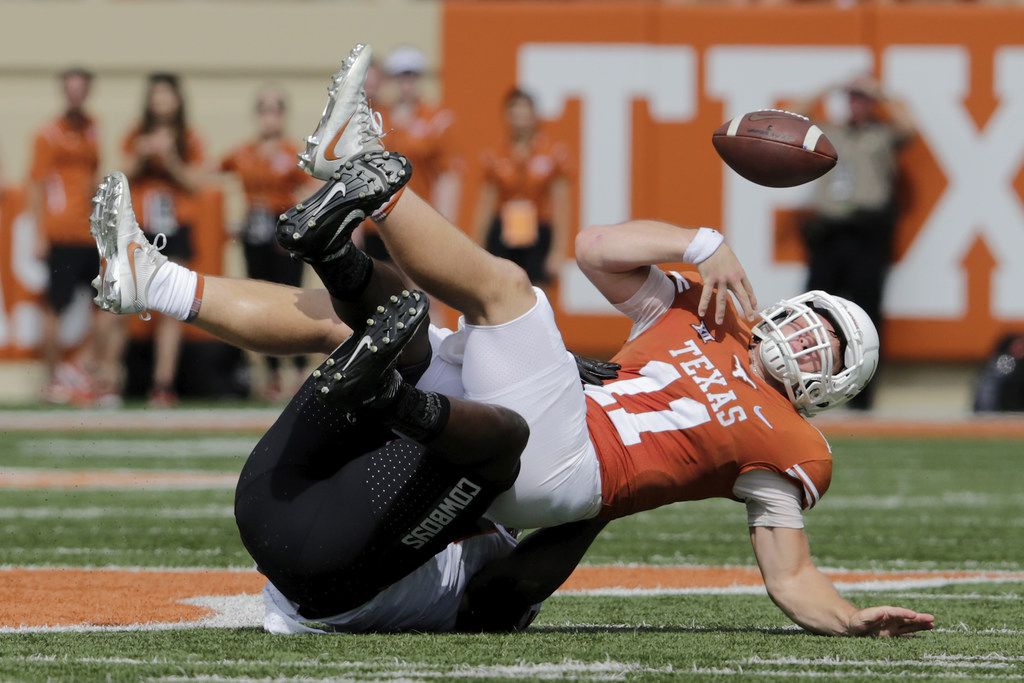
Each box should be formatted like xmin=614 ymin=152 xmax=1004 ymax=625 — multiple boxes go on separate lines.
xmin=682 ymin=227 xmax=724 ymax=264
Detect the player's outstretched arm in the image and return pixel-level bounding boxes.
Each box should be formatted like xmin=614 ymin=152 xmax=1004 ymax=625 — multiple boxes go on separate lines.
xmin=751 ymin=526 xmax=935 ymax=637
xmin=575 ymin=220 xmax=757 ymax=324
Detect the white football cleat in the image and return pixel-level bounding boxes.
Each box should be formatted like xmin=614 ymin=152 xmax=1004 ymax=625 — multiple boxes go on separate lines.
xmin=299 ymin=43 xmax=385 ymax=180
xmin=89 ymin=171 xmax=168 ymax=317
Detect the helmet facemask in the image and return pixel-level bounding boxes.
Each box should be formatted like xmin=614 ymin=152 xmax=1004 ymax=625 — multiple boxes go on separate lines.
xmin=752 ymin=291 xmax=879 ymax=417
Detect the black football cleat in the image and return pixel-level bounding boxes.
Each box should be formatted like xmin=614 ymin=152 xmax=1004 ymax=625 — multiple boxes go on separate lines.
xmin=312 ymin=289 xmax=428 ymax=412
xmin=277 ymin=151 xmax=412 ymax=263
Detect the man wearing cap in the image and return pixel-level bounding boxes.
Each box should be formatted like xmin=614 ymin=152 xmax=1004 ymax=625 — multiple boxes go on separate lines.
xmin=378 ymin=47 xmax=461 ymax=226
xmin=793 ymin=77 xmax=916 ymax=410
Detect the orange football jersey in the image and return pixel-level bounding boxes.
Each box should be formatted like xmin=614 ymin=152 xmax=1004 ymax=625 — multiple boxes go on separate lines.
xmin=481 ymin=134 xmax=571 ymax=223
xmin=220 ymin=139 xmax=309 ymax=215
xmin=380 ymin=101 xmax=457 ymax=201
xmin=122 ymin=126 xmax=205 ymax=229
xmin=29 ymin=114 xmax=100 ymax=245
xmin=586 ymin=272 xmax=832 ymax=520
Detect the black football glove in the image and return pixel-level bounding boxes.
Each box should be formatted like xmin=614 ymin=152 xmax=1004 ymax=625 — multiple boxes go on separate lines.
xmin=572 ymin=353 xmax=620 ymax=386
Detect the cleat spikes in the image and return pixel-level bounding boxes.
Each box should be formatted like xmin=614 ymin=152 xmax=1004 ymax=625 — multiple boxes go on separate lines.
xmin=320 ymin=386 xmax=330 ymax=395
xmin=295 ymin=203 xmax=305 ymax=210
xmin=412 ymin=292 xmax=421 ymax=301
xmin=325 ymin=358 xmax=335 ymax=366
xmin=292 ymin=232 xmax=301 ymax=240
xmin=313 ymin=283 xmax=429 ymax=412
xmin=382 ymin=151 xmax=390 ymax=159
xmin=279 ymin=213 xmax=288 ymax=221
xmin=312 ymin=370 xmax=321 ymax=378
xmin=307 ymin=219 xmax=317 ymax=228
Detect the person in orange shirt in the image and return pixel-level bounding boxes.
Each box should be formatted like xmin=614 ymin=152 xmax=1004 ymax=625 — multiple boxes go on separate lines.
xmin=29 ymin=68 xmax=116 ymax=404
xmin=220 ymin=87 xmax=314 ymax=400
xmin=369 ymin=46 xmax=459 ymax=252
xmin=360 ymin=47 xmax=459 ymax=324
xmin=122 ymin=72 xmax=206 ymax=406
xmin=474 ymin=89 xmax=571 ymax=287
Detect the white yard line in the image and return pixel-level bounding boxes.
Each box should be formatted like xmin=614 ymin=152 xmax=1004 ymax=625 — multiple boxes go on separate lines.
xmin=16 ymin=438 xmax=257 ymax=458
xmin=884 ymin=592 xmax=1022 ymax=601
xmin=2 ymin=547 xmax=229 ymax=557
xmin=823 ymin=492 xmax=1021 ymax=509
xmin=0 ymin=564 xmax=254 ymax=572
xmin=692 ymin=668 xmax=1024 ymax=680
xmin=0 ymin=505 xmax=234 ymax=520
xmin=559 ymin=573 xmax=1024 ymax=597
xmin=742 ymin=655 xmax=1017 ymax=669
xmin=5 ymin=655 xmax=677 ymax=681
xmin=937 ymin=625 xmax=1024 ymax=636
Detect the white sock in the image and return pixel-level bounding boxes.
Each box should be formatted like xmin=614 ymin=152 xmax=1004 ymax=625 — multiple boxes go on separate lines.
xmin=147 ymin=261 xmax=199 ymax=321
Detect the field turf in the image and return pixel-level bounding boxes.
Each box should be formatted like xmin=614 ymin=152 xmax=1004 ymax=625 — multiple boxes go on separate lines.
xmin=1 ymin=427 xmax=1022 ymax=681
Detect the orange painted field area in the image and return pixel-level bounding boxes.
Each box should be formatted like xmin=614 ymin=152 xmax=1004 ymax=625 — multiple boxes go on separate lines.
xmin=4 ymin=566 xmax=1023 ymax=632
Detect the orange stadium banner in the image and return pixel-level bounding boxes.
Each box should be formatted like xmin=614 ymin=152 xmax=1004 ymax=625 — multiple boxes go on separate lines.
xmin=0 ymin=186 xmax=226 ymax=359
xmin=443 ymin=2 xmax=1024 ymax=361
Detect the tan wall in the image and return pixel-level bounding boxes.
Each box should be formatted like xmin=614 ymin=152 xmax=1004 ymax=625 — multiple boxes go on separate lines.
xmin=0 ymin=0 xmax=443 ymax=223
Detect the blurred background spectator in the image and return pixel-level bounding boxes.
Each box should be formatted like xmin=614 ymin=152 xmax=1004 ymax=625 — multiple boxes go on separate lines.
xmin=122 ymin=72 xmax=207 ymax=407
xmin=30 ymin=68 xmax=121 ymax=406
xmin=358 ymin=46 xmax=461 ymax=264
xmin=474 ymin=88 xmax=571 ymax=289
xmin=220 ymin=87 xmax=313 ymax=401
xmin=794 ymin=77 xmax=916 ymax=410
xmin=380 ymin=46 xmax=460 ymax=223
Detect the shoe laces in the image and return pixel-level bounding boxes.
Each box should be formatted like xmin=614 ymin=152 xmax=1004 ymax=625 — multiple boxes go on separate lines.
xmin=137 ymin=233 xmax=167 ymax=322
xmin=356 ymin=95 xmax=385 ymax=145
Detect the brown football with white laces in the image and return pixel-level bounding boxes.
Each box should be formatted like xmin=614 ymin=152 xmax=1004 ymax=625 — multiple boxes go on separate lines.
xmin=712 ymin=110 xmax=838 ymax=188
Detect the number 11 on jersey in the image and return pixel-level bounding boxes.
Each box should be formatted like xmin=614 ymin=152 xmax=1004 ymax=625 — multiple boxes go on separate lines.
xmin=584 ymin=360 xmax=711 ymax=446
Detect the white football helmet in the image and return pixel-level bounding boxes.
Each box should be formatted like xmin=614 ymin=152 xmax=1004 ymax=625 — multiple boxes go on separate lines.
xmin=751 ymin=291 xmax=879 ymax=416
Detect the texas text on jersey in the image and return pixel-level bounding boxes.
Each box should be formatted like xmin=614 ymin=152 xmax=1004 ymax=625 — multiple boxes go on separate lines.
xmin=585 ymin=271 xmax=832 ymax=520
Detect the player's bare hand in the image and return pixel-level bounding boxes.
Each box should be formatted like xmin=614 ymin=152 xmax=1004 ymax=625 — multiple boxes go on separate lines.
xmin=846 ymin=606 xmax=935 ymax=637
xmin=697 ymin=244 xmax=757 ymax=325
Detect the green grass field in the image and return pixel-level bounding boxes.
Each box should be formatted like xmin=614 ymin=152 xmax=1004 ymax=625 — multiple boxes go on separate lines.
xmin=2 ymin=427 xmax=1023 ymax=681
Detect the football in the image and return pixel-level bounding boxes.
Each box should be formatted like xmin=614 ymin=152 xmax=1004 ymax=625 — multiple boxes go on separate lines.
xmin=712 ymin=110 xmax=838 ymax=188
